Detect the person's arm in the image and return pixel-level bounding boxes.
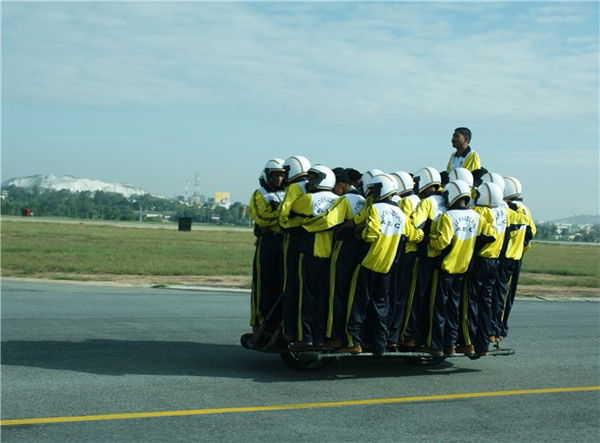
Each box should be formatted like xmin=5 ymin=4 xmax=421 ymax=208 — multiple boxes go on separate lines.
xmin=399 ymin=197 xmax=415 ymax=217
xmin=361 ymin=205 xmax=381 ymax=243
xmin=477 ymin=212 xmax=496 ymax=244
xmin=279 ymin=183 xmax=305 ymax=229
xmin=429 ymin=213 xmax=453 ymax=251
xmin=524 ymin=206 xmax=536 ymax=250
xmin=404 ymin=217 xmax=424 ymax=243
xmin=249 ymin=190 xmax=279 ymax=228
xmin=412 ymin=198 xmax=433 ymax=230
xmin=303 ymin=197 xmax=350 ymax=232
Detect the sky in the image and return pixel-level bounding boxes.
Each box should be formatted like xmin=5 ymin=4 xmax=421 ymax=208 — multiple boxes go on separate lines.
xmin=2 ymin=0 xmax=598 ymax=221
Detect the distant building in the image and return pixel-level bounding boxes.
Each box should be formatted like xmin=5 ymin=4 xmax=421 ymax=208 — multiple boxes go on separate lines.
xmin=215 ymin=191 xmax=230 ymax=203
xmin=214 ymin=191 xmax=231 ymax=208
xmin=190 ymin=194 xmax=206 ymax=205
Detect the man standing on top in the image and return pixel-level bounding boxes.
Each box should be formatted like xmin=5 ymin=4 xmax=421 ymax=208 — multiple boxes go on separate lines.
xmin=447 ymin=127 xmax=481 ymax=172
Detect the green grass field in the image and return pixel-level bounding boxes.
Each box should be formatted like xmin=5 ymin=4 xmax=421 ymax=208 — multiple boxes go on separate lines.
xmin=520 ymin=243 xmax=600 ymax=287
xmin=1 ymin=220 xmax=598 ymax=287
xmin=1 ymin=221 xmax=254 ymax=276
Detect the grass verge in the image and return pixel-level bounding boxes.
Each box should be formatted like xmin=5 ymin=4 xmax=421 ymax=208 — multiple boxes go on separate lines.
xmin=1 ymin=220 xmax=598 ymax=289
xmin=1 ymin=221 xmax=254 ymax=276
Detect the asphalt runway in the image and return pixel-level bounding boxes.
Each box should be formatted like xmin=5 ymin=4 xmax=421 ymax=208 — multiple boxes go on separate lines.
xmin=1 ymin=280 xmax=599 ymax=442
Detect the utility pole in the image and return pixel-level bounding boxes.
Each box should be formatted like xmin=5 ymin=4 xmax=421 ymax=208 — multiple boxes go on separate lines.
xmin=193 ymin=173 xmax=201 ymax=203
xmin=184 ymin=180 xmax=190 ymax=202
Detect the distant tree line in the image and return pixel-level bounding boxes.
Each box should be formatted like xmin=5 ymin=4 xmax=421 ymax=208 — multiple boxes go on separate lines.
xmin=3 ymin=186 xmax=599 ymax=241
xmin=0 ymin=186 xmax=251 ymax=226
xmin=534 ymin=222 xmax=599 ymax=243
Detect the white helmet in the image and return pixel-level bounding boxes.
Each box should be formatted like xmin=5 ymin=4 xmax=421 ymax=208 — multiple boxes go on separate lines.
xmin=283 ymin=155 xmax=311 ymax=182
xmin=390 ymin=171 xmax=414 ymax=196
xmin=361 ymin=168 xmax=384 ymax=187
xmin=448 ymin=167 xmax=474 ymax=188
xmin=444 ymin=179 xmax=471 ymax=207
xmin=367 ymin=174 xmax=398 ymax=201
xmin=262 ymin=158 xmax=285 ymax=186
xmin=360 ymin=168 xmax=384 ymax=195
xmin=481 ymin=172 xmax=505 ymax=191
xmin=414 ymin=167 xmax=441 ymax=193
xmin=307 ymin=165 xmax=336 ymax=191
xmin=475 ymin=182 xmax=503 ymax=207
xmin=503 ymin=176 xmax=522 ymax=200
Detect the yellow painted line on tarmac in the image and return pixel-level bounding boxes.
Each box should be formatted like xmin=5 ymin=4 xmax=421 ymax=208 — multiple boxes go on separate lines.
xmin=2 ymin=386 xmax=598 ymax=426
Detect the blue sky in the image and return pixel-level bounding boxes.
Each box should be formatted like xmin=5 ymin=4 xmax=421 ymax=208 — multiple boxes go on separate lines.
xmin=2 ymin=1 xmax=598 ymax=221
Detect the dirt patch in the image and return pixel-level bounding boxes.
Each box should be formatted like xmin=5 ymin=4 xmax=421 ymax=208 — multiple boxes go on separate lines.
xmin=517 ymin=285 xmax=598 ymax=299
xmin=2 ymin=273 xmax=251 ymax=289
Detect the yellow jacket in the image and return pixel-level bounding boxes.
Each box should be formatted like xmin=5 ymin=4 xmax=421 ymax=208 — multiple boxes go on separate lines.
xmin=412 ymin=194 xmax=447 ymax=257
xmin=291 ymin=191 xmax=339 ymax=258
xmin=249 ymin=187 xmax=285 ymax=233
xmin=472 ymin=206 xmax=528 ymax=259
xmin=279 ymin=181 xmax=308 ymax=229
xmin=303 ymin=192 xmax=366 ymax=233
xmin=505 ymin=201 xmax=537 ymax=260
xmin=446 ymin=148 xmax=481 ymax=172
xmin=429 ymin=207 xmax=493 ymax=274
xmin=361 ymin=201 xmax=424 ymax=273
xmin=399 ymin=194 xmax=421 ymax=253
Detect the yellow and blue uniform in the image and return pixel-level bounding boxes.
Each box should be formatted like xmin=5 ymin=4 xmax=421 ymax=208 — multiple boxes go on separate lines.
xmin=288 ymin=189 xmax=339 ymax=344
xmin=400 ymin=193 xmax=447 ymax=346
xmin=446 ymin=147 xmax=481 ymax=172
xmin=399 ymin=194 xmax=421 ymax=253
xmin=345 ymin=201 xmax=423 ymax=354
xmin=465 ymin=205 xmax=524 ymax=352
xmin=249 ymin=187 xmax=284 ymax=234
xmin=304 ymin=190 xmax=366 ymax=343
xmin=425 ymin=207 xmax=493 ymax=352
xmin=249 ymin=186 xmax=285 ymax=328
xmin=278 ymin=180 xmax=309 ymax=339
xmin=388 ymin=193 xmax=421 ymax=346
xmin=468 ymin=205 xmax=510 ymax=352
xmin=496 ymin=200 xmax=536 ymax=338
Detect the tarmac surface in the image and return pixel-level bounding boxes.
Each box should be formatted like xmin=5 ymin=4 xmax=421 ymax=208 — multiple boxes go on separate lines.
xmin=1 ymin=280 xmax=599 ymax=442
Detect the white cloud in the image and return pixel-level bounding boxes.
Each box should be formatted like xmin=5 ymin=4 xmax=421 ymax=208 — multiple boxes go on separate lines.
xmin=2 ymin=2 xmax=598 ymax=129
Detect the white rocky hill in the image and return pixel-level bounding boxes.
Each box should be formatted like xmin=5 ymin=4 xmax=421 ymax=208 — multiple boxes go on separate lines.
xmin=1 ymin=174 xmax=164 ymax=199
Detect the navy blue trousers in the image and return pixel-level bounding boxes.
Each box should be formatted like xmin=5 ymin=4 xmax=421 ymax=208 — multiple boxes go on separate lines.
xmin=326 ymin=235 xmax=364 ymax=341
xmin=403 ymin=256 xmax=439 ymax=345
xmin=250 ymin=233 xmax=284 ymax=328
xmin=494 ymin=258 xmax=521 ymax=338
xmin=426 ymin=270 xmax=465 ymax=351
xmin=346 ymin=266 xmax=391 ymax=354
xmin=388 ymin=251 xmax=417 ymax=345
xmin=282 ymin=232 xmax=304 ymax=339
xmin=468 ymin=257 xmax=499 ymax=352
xmin=298 ymin=254 xmax=330 ymax=344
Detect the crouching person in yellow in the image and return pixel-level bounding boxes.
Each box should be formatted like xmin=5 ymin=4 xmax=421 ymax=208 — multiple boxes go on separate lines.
xmin=342 ymin=174 xmax=423 ymax=356
xmin=288 ymin=165 xmax=339 ymax=349
xmin=424 ymin=180 xmax=495 ymax=357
